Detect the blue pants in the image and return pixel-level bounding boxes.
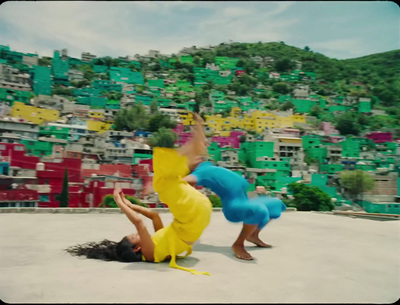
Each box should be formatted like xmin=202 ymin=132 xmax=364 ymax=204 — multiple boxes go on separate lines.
xmin=222 ymin=194 xmax=286 ymax=230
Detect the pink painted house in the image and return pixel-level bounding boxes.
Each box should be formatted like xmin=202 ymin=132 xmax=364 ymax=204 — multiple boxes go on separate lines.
xmin=173 ymin=122 xmax=193 ymax=146
xmin=211 ymin=131 xmax=245 ymax=149
xmin=366 ymin=132 xmax=393 ymax=144
xmin=321 ymin=122 xmax=339 ymax=136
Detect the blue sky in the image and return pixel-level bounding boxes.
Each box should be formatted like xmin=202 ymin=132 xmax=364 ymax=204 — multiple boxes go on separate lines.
xmin=0 ymin=1 xmax=398 ymax=60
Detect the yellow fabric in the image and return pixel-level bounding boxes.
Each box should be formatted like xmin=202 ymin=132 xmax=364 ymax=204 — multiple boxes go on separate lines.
xmin=149 ymin=147 xmax=212 ymax=275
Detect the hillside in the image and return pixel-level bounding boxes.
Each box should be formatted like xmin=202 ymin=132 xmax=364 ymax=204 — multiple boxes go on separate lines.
xmin=199 ymin=42 xmax=399 ymax=104
xmin=1 ymin=40 xmax=399 ymax=134
xmin=183 ymin=42 xmax=399 ymax=128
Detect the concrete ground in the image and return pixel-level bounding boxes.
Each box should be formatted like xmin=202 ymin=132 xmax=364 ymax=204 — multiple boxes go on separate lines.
xmin=0 ymin=210 xmax=399 ymax=304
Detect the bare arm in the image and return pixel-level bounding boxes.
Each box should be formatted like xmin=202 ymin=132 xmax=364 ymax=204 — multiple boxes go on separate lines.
xmin=120 ymin=191 xmax=164 ymax=232
xmin=182 ymin=174 xmax=198 ymax=187
xmin=113 ymin=189 xmax=155 ymax=261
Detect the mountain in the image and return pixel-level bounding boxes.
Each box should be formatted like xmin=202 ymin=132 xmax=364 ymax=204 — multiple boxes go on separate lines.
xmin=192 ymin=42 xmax=399 ymax=107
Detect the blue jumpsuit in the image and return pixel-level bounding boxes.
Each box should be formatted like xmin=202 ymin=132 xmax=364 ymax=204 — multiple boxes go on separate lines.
xmin=191 ymin=162 xmax=286 ymax=230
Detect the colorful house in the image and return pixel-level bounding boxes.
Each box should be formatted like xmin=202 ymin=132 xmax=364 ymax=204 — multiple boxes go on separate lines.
xmin=11 ymin=101 xmax=60 ymax=124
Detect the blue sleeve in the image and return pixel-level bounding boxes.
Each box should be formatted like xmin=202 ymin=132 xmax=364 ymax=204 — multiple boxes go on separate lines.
xmin=191 ymin=167 xmax=207 ymax=186
xmin=190 ymin=162 xmax=214 ymax=187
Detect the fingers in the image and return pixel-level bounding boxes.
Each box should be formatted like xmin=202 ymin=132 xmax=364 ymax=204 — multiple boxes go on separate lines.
xmin=192 ymin=112 xmax=205 ymax=125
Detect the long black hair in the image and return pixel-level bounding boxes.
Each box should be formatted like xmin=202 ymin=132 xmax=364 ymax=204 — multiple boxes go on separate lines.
xmin=66 ymin=236 xmax=142 ymax=262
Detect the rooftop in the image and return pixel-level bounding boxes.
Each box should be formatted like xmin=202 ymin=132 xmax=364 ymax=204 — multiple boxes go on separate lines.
xmin=0 ymin=210 xmax=399 ymax=303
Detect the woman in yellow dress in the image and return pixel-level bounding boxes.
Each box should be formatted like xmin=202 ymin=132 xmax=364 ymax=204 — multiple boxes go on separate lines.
xmin=66 ymin=113 xmax=212 ymax=275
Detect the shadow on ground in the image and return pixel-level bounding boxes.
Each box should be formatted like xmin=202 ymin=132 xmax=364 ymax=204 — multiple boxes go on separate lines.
xmin=193 ymin=242 xmax=270 ymax=263
xmin=121 ymin=255 xmax=202 ymax=271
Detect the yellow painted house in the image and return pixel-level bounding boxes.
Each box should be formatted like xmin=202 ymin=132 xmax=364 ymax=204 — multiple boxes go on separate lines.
xmin=278 ymin=136 xmax=303 ymax=144
xmin=205 ymin=110 xmax=306 ymax=133
xmin=291 ymin=114 xmax=307 ymax=124
xmin=88 ymin=110 xmax=105 ymax=120
xmin=230 ymin=107 xmax=242 ymax=118
xmin=177 ymin=110 xmax=195 ymax=125
xmin=86 ymin=120 xmax=113 ymax=133
xmin=11 ymin=101 xmax=59 ymax=124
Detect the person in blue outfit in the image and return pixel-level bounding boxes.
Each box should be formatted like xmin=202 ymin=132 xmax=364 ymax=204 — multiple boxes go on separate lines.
xmin=184 ymin=160 xmax=286 ymax=260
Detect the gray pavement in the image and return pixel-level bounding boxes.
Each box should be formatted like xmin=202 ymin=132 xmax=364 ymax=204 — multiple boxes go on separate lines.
xmin=0 ymin=210 xmax=399 ymax=303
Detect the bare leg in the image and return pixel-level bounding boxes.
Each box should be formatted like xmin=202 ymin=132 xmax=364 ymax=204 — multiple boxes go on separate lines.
xmin=177 ymin=112 xmax=207 ymax=169
xmin=232 ymin=223 xmax=257 ymax=260
xmin=246 ymin=228 xmax=272 ymax=248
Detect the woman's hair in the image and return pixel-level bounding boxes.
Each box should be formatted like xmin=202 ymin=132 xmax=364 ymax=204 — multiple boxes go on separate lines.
xmin=66 ymin=236 xmax=142 ymax=262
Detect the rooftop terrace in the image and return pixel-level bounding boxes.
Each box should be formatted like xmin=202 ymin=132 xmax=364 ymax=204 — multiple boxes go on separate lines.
xmin=0 ymin=210 xmax=399 ymax=303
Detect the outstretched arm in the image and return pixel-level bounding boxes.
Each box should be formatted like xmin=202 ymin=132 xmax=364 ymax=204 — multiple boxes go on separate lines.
xmin=182 ymin=174 xmax=199 ymax=187
xmin=113 ymin=188 xmax=155 ymax=261
xmin=119 ymin=190 xmax=164 ymax=232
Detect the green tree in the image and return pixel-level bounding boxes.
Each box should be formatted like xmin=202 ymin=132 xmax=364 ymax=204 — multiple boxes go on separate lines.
xmin=237 ymin=58 xmax=257 ymax=74
xmin=281 ymin=101 xmax=295 ymax=111
xmin=99 ymin=194 xmax=148 ymax=208
xmin=149 ymin=61 xmax=162 ymax=72
xmin=203 ymin=80 xmax=214 ymax=91
xmin=303 ymin=153 xmax=318 ymax=166
xmin=103 ymin=91 xmax=123 ymax=101
xmin=150 ymin=99 xmax=159 ymax=115
xmin=193 ymin=95 xmax=203 ymax=113
xmin=136 ymin=85 xmax=146 ymax=94
xmin=193 ymin=56 xmax=201 ymax=65
xmin=310 ymin=105 xmax=323 ymax=117
xmin=287 ymin=182 xmax=334 ymax=211
xmin=51 ymin=87 xmax=74 ymax=97
xmin=357 ymin=113 xmax=370 ymax=126
xmin=72 ymin=79 xmax=91 ymax=88
xmin=335 ymin=112 xmax=361 ymax=136
xmin=202 ymin=52 xmax=216 ymax=65
xmin=147 ymin=113 xmax=177 ymax=133
xmin=38 ymin=57 xmax=52 ymax=67
xmin=272 ymin=82 xmax=290 ymax=94
xmin=238 ymin=73 xmax=258 ymax=87
xmin=58 ymin=168 xmax=69 ymax=208
xmin=339 ymin=170 xmax=375 ymax=205
xmin=99 ymin=73 xmax=110 ymax=80
xmin=147 ymin=127 xmax=177 ymax=148
xmin=274 ymin=58 xmax=295 ymax=73
xmin=114 ymin=103 xmax=149 ymax=131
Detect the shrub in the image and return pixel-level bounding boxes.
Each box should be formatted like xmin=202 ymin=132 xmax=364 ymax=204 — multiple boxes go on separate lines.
xmin=287 ymin=182 xmax=334 ymax=211
xmin=99 ymin=194 xmax=149 ymax=208
xmin=208 ymin=195 xmax=222 ymax=208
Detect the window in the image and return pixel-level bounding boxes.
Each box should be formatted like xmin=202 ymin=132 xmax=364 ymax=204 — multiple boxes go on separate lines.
xmin=14 ymin=146 xmax=24 ymax=151
xmin=39 ymin=195 xmax=50 ymax=202
xmin=0 ymin=145 xmax=5 ymax=150
xmin=21 ymin=202 xmax=35 ymax=207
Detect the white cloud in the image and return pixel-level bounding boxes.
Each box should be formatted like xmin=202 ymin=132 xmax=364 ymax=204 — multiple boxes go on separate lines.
xmin=309 ymin=39 xmax=369 ymax=58
xmin=0 ymin=1 xmax=397 ymax=60
xmin=222 ymin=7 xmax=254 ymax=18
xmin=264 ymin=2 xmax=296 ymax=17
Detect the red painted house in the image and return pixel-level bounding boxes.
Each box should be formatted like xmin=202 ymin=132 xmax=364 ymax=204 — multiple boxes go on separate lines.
xmin=81 ymin=179 xmax=136 ymax=208
xmin=82 ymin=164 xmax=133 ymax=179
xmin=0 ymin=142 xmax=40 ymax=169
xmin=36 ymin=158 xmax=82 ymax=207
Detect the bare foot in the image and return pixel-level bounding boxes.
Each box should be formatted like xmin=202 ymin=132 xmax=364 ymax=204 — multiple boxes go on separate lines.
xmin=246 ymin=236 xmax=272 ymax=248
xmin=232 ymin=244 xmax=254 ymax=260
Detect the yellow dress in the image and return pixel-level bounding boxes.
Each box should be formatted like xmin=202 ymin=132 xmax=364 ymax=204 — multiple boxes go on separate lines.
xmin=147 ymin=147 xmax=212 ymax=275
